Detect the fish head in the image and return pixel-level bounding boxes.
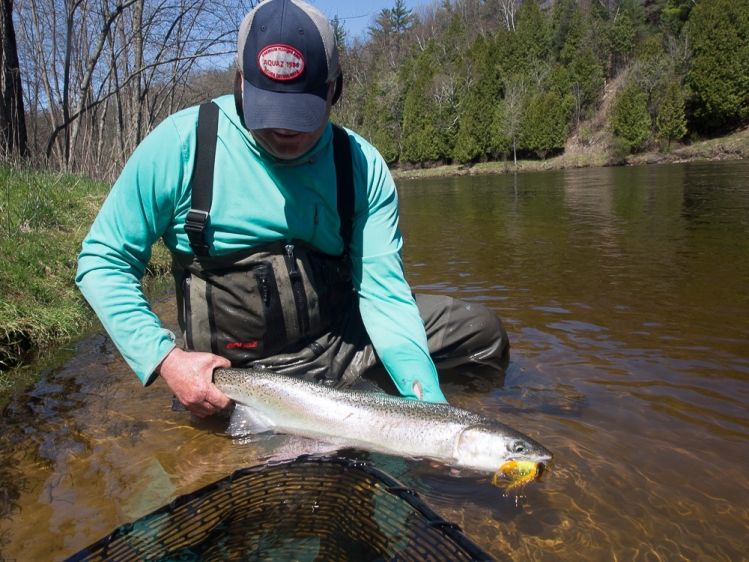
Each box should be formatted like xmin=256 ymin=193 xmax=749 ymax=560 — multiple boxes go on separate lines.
xmin=454 ymin=423 xmax=552 ymax=488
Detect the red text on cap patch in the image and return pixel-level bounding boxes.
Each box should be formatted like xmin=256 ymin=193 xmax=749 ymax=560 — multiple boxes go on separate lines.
xmin=258 ymin=44 xmax=305 ymax=81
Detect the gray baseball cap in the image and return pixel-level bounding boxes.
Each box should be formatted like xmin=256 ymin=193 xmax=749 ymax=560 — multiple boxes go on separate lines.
xmin=238 ymin=0 xmax=340 ymax=132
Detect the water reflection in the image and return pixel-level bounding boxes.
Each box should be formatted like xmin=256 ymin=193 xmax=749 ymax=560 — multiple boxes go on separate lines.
xmin=1 ymin=162 xmax=748 ymax=561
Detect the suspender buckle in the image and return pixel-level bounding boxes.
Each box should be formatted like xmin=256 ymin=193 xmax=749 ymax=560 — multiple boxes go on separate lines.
xmin=184 ymin=209 xmax=209 ymax=234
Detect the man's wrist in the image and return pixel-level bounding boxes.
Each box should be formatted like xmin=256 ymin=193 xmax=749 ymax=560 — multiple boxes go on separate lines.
xmin=155 ymin=345 xmax=182 ymax=377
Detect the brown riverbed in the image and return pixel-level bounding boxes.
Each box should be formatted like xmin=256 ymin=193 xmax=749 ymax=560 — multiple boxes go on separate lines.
xmin=1 ymin=161 xmax=748 ymax=561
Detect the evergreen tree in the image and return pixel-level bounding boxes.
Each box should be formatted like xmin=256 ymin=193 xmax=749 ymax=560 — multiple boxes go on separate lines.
xmin=686 ymin=0 xmax=749 ymax=131
xmin=550 ymin=7 xmax=604 ymax=126
xmin=567 ymin=48 xmax=605 ymax=125
xmin=609 ymin=11 xmax=636 ymax=72
xmin=453 ymin=36 xmax=502 ymax=164
xmin=655 ymin=80 xmax=687 ymax=151
xmin=520 ymin=91 xmax=573 ymax=159
xmin=514 ymin=1 xmax=550 ymax=67
xmin=558 ymin=4 xmax=586 ymax=65
xmin=551 ymin=0 xmax=579 ymax=61
xmin=662 ymin=0 xmax=694 ymax=36
xmin=401 ymin=45 xmax=449 ymax=163
xmin=331 ymin=16 xmax=346 ymax=50
xmin=368 ymin=0 xmax=417 ymax=71
xmin=611 ymin=82 xmax=652 ymax=152
xmin=490 ymin=99 xmax=512 ymax=158
xmin=360 ymin=80 xmax=400 ymax=164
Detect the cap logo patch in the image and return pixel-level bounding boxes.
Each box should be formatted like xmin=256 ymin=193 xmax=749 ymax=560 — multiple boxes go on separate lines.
xmin=258 ymin=44 xmax=305 ymax=81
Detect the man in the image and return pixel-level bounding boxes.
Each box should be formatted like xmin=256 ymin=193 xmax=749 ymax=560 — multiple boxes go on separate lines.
xmin=76 ymin=0 xmax=508 ymax=419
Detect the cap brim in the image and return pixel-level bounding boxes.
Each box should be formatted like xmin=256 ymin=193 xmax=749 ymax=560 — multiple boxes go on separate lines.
xmin=242 ymin=80 xmax=327 ymax=133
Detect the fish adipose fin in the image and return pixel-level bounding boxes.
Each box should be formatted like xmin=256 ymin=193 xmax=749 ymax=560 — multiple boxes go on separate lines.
xmin=227 ymin=403 xmax=276 ymax=437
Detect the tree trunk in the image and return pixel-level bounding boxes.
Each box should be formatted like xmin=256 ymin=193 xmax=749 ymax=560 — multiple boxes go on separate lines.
xmin=0 ymin=0 xmax=27 ymax=159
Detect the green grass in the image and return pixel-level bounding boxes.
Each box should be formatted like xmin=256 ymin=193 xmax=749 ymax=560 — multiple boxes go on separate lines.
xmin=0 ymin=166 xmax=170 ymax=404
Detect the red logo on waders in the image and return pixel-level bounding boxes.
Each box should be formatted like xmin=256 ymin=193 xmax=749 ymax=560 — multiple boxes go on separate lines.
xmin=225 ymin=341 xmax=259 ymax=350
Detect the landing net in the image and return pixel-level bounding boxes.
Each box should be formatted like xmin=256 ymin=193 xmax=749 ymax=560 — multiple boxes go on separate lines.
xmin=66 ymin=456 xmax=495 ymax=561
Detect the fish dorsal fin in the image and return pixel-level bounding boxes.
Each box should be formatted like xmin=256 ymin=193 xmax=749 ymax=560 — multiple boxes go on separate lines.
xmin=227 ymin=403 xmax=276 ymax=437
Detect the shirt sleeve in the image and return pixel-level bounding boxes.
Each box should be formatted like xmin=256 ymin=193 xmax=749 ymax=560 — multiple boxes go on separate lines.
xmin=348 ymin=133 xmax=447 ymax=403
xmin=75 ymin=116 xmax=192 ymax=384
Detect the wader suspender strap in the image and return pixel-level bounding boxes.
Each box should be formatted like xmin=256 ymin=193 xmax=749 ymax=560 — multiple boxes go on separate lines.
xmin=186 ymin=103 xmax=354 ymax=256
xmin=332 ymin=124 xmax=354 ymax=252
xmin=186 ymin=102 xmax=219 ymax=257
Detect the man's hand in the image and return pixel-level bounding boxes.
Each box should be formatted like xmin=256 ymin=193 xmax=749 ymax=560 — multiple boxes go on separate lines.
xmin=157 ymin=347 xmax=232 ymax=418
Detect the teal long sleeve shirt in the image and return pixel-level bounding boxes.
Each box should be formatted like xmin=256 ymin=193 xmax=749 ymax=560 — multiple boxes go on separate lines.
xmin=75 ymin=95 xmax=446 ymax=403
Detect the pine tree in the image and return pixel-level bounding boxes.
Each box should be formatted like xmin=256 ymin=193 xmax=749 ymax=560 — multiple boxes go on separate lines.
xmin=551 ymin=0 xmax=579 ymax=61
xmin=655 ymin=80 xmax=687 ymax=151
xmin=453 ymin=36 xmax=502 ymax=164
xmin=331 ymin=16 xmax=346 ymax=50
xmin=490 ymin=99 xmax=512 ymax=159
xmin=609 ymin=11 xmax=635 ymax=72
xmin=368 ymin=0 xmax=417 ymax=71
xmin=514 ymin=1 xmax=550 ymax=67
xmin=662 ymin=0 xmax=694 ymax=36
xmin=686 ymin=0 xmax=749 ymax=131
xmin=401 ymin=45 xmax=448 ymax=163
xmin=360 ymin=82 xmax=400 ymax=164
xmin=520 ymin=91 xmax=572 ymax=159
xmin=611 ymin=82 xmax=652 ymax=152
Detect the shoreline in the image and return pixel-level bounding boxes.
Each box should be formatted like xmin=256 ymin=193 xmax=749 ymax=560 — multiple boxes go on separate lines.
xmin=390 ymin=127 xmax=749 ymax=181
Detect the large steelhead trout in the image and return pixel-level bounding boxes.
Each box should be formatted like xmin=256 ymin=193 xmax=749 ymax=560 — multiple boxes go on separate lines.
xmin=214 ymin=368 xmax=552 ymax=487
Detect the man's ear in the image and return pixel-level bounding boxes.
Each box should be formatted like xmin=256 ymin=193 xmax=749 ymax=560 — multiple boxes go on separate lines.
xmin=234 ymin=70 xmax=247 ymax=129
xmin=332 ymin=71 xmax=343 ymax=106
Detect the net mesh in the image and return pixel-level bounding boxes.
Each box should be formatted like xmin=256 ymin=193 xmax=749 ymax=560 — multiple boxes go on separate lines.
xmin=66 ymin=456 xmax=496 ymax=561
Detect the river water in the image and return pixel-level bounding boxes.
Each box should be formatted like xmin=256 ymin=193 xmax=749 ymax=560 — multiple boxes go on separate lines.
xmin=1 ymin=161 xmax=747 ymax=561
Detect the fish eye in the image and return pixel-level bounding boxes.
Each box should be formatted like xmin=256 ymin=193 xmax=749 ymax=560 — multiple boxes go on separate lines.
xmin=512 ymin=441 xmax=526 ymax=454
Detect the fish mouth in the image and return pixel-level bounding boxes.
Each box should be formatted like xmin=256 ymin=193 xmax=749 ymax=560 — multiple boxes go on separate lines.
xmin=492 ymin=459 xmax=549 ymax=490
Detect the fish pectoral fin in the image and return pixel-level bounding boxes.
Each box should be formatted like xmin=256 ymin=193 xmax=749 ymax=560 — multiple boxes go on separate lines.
xmin=226 ymin=403 xmax=276 ymax=437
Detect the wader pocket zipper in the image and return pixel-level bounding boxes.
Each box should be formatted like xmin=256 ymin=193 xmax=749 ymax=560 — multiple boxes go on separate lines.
xmin=284 ymin=244 xmax=310 ymax=335
xmin=252 ymin=263 xmax=286 ymax=348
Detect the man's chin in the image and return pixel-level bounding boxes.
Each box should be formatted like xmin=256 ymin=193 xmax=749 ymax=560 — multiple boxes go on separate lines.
xmin=252 ymin=131 xmax=314 ymax=160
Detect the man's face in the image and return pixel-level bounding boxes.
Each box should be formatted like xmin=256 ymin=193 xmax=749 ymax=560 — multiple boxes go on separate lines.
xmin=248 ymin=81 xmax=336 ymax=160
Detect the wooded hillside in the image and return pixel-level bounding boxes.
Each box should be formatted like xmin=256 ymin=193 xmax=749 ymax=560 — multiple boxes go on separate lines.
xmin=333 ymin=0 xmax=749 ymax=166
xmin=1 ymin=0 xmax=747 ymax=179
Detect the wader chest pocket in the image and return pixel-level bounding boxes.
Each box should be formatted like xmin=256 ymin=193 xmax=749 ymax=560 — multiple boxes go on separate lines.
xmin=181 ymin=262 xmax=287 ymax=364
xmin=174 ymin=242 xmax=353 ymax=367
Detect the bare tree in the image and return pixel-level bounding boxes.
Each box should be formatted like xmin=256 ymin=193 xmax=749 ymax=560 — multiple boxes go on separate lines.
xmin=502 ymin=75 xmax=527 ymax=166
xmin=15 ymin=0 xmax=254 ymax=178
xmin=497 ymin=0 xmax=521 ymax=32
xmin=0 ymin=0 xmax=27 ymax=159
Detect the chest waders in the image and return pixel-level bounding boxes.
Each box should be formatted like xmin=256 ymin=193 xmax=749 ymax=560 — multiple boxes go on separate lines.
xmin=170 ymin=102 xmax=356 ymax=369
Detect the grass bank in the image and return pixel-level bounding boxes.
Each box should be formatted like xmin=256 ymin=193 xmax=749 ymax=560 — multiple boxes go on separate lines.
xmin=391 ymin=127 xmax=749 ymax=181
xmin=0 ymin=166 xmax=171 ymax=405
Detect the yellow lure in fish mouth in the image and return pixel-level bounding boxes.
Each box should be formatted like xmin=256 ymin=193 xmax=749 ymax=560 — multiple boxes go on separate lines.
xmin=492 ymin=460 xmax=543 ymax=490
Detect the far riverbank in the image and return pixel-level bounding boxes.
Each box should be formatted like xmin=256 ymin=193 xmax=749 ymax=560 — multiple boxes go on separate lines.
xmin=391 ymin=127 xmax=749 ymax=181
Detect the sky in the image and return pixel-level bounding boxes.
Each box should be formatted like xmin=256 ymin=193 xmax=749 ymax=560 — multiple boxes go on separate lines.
xmin=307 ymin=0 xmax=435 ymax=41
